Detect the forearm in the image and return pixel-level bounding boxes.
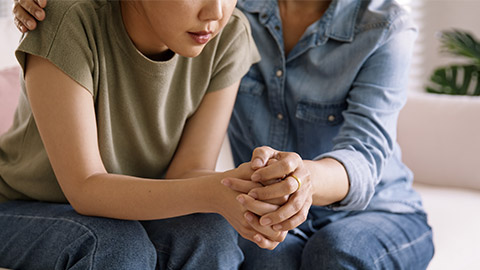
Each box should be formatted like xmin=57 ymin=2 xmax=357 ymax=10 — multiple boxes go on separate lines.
xmin=69 ymin=172 xmax=229 ymax=220
xmin=304 ymin=158 xmax=349 ymax=206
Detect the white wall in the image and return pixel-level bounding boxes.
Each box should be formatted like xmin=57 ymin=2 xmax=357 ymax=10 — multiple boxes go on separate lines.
xmin=0 ymin=3 xmax=22 ymax=70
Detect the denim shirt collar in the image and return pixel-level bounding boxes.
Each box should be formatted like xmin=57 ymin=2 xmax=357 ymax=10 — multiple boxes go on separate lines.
xmin=237 ymin=0 xmax=360 ymax=43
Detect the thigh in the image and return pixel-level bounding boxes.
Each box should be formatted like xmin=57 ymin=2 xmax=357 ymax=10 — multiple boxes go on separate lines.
xmin=141 ymin=213 xmax=243 ymax=270
xmin=301 ymin=211 xmax=434 ymax=270
xmin=239 ymin=228 xmax=307 ymax=270
xmin=0 ymin=200 xmax=156 ymax=270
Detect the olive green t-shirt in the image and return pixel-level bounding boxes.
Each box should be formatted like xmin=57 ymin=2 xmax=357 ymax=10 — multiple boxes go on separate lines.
xmin=0 ymin=0 xmax=259 ymax=203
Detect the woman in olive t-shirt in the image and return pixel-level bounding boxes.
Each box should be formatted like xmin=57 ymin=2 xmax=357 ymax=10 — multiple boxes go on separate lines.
xmin=0 ymin=0 xmax=292 ymax=268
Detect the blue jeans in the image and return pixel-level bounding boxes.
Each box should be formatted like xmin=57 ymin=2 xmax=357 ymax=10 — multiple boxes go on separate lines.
xmin=239 ymin=207 xmax=434 ymax=270
xmin=0 ymin=201 xmax=243 ymax=270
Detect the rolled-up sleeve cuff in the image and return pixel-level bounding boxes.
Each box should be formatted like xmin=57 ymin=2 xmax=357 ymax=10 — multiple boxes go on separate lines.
xmin=314 ymin=149 xmax=375 ymax=211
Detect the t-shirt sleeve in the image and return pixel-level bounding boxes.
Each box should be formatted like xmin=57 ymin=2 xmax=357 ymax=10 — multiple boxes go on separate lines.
xmin=207 ymin=9 xmax=261 ymax=92
xmin=15 ymin=1 xmax=95 ymax=96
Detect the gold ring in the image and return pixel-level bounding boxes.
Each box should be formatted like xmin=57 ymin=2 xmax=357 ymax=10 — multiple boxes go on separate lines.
xmin=290 ymin=174 xmax=301 ymax=192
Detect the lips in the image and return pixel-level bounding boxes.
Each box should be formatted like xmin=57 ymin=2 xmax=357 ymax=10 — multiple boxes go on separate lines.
xmin=188 ymin=31 xmax=213 ymax=44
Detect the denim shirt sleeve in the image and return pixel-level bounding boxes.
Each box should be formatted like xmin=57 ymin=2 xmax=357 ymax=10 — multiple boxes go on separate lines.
xmin=316 ymin=14 xmax=417 ymax=211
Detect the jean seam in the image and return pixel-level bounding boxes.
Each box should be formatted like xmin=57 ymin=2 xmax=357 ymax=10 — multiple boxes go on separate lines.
xmin=373 ymin=230 xmax=432 ymax=266
xmin=0 ymin=213 xmax=98 ymax=270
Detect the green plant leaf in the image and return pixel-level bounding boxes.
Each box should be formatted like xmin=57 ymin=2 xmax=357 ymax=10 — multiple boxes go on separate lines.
xmin=426 ymin=64 xmax=480 ymax=96
xmin=440 ymin=30 xmax=480 ymax=66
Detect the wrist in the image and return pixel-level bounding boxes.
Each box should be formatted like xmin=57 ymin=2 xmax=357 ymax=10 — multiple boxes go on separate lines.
xmin=305 ymin=158 xmax=349 ymax=205
xmin=194 ymin=173 xmax=236 ymax=215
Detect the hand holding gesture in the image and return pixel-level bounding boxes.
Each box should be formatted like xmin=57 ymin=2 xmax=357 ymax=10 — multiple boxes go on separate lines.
xmin=223 ymin=146 xmax=314 ymax=246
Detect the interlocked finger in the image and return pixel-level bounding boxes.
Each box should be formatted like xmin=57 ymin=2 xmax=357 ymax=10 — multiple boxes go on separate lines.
xmin=244 ymin=212 xmax=286 ymax=242
xmin=237 ymin=194 xmax=279 ymax=216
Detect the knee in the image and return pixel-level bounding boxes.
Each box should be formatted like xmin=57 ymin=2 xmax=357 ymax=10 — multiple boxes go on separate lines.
xmin=60 ymin=217 xmax=157 ymax=269
xmin=178 ymin=213 xmax=239 ymax=249
xmin=300 ymin=226 xmax=375 ymax=270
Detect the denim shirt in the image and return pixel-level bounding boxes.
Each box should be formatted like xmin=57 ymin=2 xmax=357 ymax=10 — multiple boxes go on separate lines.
xmin=229 ymin=0 xmax=425 ymax=213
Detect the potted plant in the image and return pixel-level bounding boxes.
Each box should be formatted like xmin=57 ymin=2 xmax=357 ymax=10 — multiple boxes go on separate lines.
xmin=426 ymin=29 xmax=480 ymax=96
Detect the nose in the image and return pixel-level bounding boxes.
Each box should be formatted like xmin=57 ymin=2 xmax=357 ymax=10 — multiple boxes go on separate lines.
xmin=199 ymin=0 xmax=223 ymax=22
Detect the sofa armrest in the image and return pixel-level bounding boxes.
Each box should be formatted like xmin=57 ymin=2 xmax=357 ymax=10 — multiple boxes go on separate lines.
xmin=398 ymin=91 xmax=480 ymax=190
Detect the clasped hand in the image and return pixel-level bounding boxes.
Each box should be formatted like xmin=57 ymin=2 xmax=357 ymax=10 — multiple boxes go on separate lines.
xmin=223 ymin=146 xmax=313 ymax=250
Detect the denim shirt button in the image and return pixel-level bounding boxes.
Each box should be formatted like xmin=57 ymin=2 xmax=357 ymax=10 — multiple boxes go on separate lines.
xmin=261 ymin=14 xmax=268 ymax=19
xmin=276 ymin=113 xmax=284 ymax=120
xmin=328 ymin=115 xmax=336 ymax=122
xmin=276 ymin=69 xmax=283 ymax=77
xmin=274 ymin=25 xmax=281 ymax=31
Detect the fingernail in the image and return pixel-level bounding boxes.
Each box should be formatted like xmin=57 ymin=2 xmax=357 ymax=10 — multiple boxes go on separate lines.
xmin=273 ymin=224 xmax=282 ymax=231
xmin=35 ymin=11 xmax=43 ymax=19
xmin=236 ymin=195 xmax=245 ymax=204
xmin=260 ymin=218 xmax=271 ymax=226
xmin=252 ymin=158 xmax=263 ymax=168
xmin=26 ymin=20 xmax=33 ymax=29
xmin=254 ymin=234 xmax=262 ymax=242
xmin=221 ymin=179 xmax=230 ymax=187
xmin=251 ymin=173 xmax=261 ymax=182
xmin=248 ymin=191 xmax=258 ymax=199
xmin=244 ymin=212 xmax=253 ymax=222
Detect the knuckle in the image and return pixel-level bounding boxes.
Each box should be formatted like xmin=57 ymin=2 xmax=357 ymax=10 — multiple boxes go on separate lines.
xmin=277 ymin=211 xmax=288 ymax=221
xmin=298 ymin=208 xmax=308 ymax=221
xmin=284 ymin=179 xmax=297 ymax=193
xmin=280 ymin=195 xmax=289 ymax=204
xmin=282 ymin=219 xmax=294 ymax=230
xmin=291 ymin=199 xmax=303 ymax=212
xmin=279 ymin=160 xmax=291 ymax=172
xmin=12 ymin=3 xmax=19 ymax=14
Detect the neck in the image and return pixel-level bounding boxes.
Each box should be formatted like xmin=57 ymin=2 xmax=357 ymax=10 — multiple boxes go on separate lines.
xmin=120 ymin=2 xmax=171 ymax=61
xmin=278 ymin=0 xmax=331 ymax=15
xmin=278 ymin=0 xmax=332 ymax=55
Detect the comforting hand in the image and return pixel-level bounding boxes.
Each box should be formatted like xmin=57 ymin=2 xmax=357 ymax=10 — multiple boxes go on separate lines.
xmin=219 ymin=167 xmax=287 ymax=250
xmin=245 ymin=146 xmax=313 ymax=232
xmin=13 ymin=0 xmax=47 ymax=32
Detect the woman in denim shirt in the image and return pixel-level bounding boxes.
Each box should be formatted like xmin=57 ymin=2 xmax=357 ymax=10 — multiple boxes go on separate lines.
xmin=224 ymin=0 xmax=435 ymax=268
xmin=15 ymin=0 xmax=434 ymax=268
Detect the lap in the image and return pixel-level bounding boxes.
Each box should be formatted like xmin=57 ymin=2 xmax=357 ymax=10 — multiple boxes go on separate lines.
xmin=0 ymin=200 xmax=156 ymax=270
xmin=302 ymin=210 xmax=434 ymax=270
xmin=0 ymin=201 xmax=243 ymax=270
xmin=240 ymin=209 xmax=434 ymax=270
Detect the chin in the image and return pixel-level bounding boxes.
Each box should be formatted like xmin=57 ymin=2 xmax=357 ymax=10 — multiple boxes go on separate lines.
xmin=176 ymin=46 xmax=205 ymax=58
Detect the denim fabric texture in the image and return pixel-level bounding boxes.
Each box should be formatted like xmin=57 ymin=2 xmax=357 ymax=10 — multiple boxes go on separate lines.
xmin=0 ymin=201 xmax=243 ymax=269
xmin=239 ymin=210 xmax=434 ymax=270
xmin=229 ymin=0 xmax=434 ymax=268
xmin=230 ymin=0 xmax=424 ymax=214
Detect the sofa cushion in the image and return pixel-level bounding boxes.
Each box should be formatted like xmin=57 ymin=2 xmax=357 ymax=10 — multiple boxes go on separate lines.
xmin=398 ymin=91 xmax=480 ymax=190
xmin=0 ymin=66 xmax=21 ymax=135
xmin=414 ymin=183 xmax=480 ymax=269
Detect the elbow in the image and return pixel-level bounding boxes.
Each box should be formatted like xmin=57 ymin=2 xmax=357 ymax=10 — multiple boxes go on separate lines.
xmin=60 ymin=173 xmax=104 ymax=217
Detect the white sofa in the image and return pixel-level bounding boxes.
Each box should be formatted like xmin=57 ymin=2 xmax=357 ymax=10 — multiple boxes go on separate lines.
xmin=397 ymin=91 xmax=480 ymax=270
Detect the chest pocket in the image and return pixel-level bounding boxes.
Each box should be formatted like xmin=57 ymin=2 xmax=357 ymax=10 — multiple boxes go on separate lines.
xmin=296 ymin=101 xmax=346 ymax=126
xmin=294 ymin=100 xmax=347 ymax=159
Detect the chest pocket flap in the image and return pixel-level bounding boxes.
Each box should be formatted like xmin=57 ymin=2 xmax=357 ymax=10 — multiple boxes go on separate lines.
xmin=295 ymin=101 xmax=347 ymax=126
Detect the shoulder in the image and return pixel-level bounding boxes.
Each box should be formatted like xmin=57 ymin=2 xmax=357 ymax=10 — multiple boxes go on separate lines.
xmin=202 ymin=8 xmax=257 ymax=57
xmin=221 ymin=8 xmax=253 ymax=39
xmin=43 ymin=0 xmax=108 ymax=24
xmin=355 ymin=0 xmax=414 ymax=33
xmin=23 ymin=0 xmax=109 ymax=41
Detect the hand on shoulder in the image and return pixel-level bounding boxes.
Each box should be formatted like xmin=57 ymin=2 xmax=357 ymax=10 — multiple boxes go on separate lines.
xmin=13 ymin=0 xmax=47 ymax=32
